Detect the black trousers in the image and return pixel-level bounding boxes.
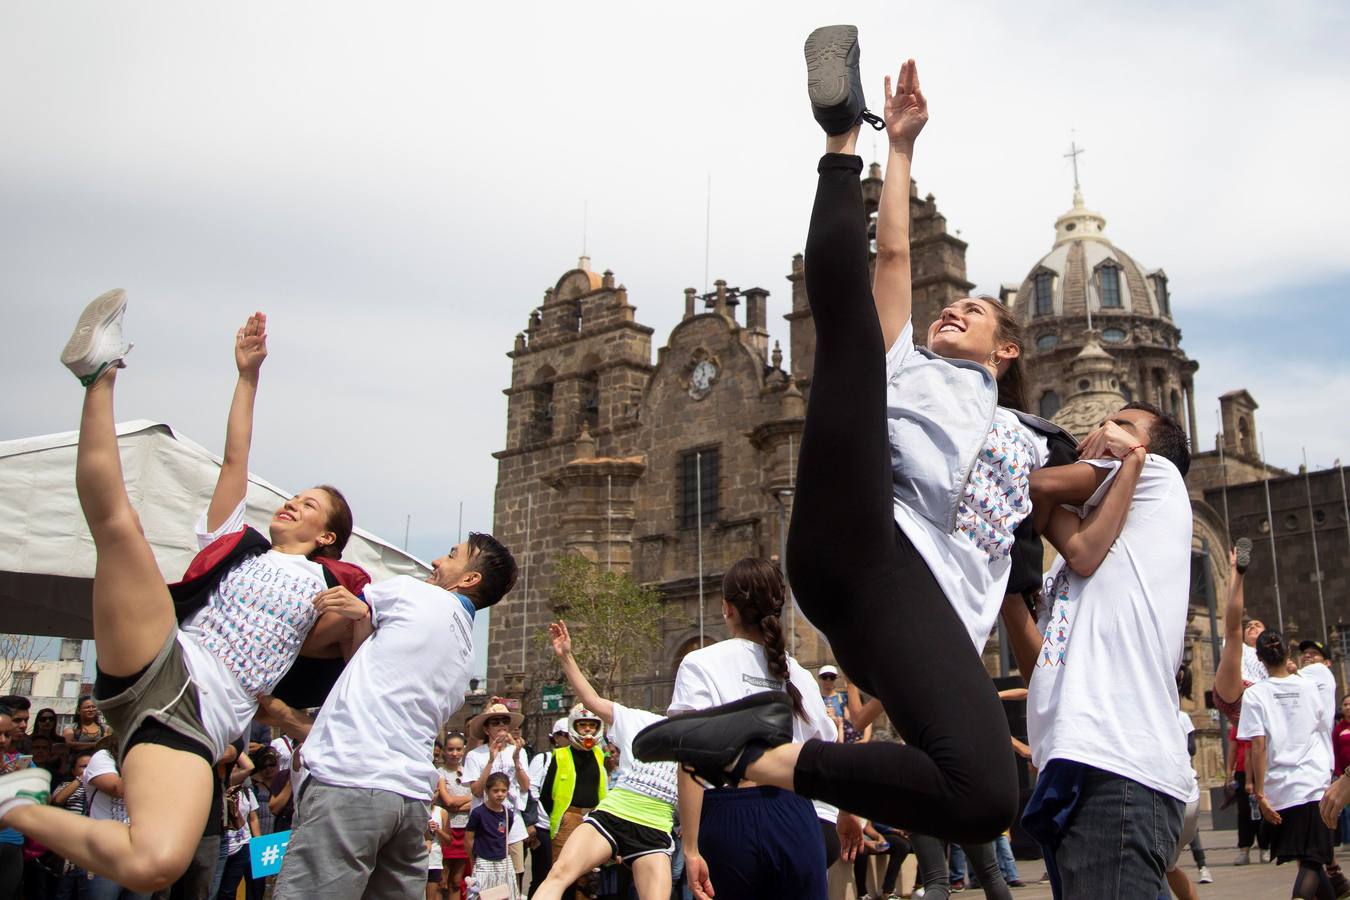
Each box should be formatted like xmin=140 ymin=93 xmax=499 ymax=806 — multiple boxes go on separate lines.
xmin=1235 ymin=772 xmax=1270 ymax=850
xmin=787 ymin=153 xmax=1017 ymax=845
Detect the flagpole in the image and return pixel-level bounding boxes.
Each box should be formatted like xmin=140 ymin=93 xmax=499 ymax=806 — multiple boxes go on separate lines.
xmin=1261 ymin=433 xmax=1284 ymax=631
xmin=1304 ymin=448 xmax=1329 ymax=647
xmin=696 ymin=451 xmax=705 ymax=648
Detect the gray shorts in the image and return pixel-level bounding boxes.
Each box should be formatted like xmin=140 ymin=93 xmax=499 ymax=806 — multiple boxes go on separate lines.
xmin=274 ymin=779 xmax=430 ymax=900
xmin=94 ymin=630 xmax=213 ymax=766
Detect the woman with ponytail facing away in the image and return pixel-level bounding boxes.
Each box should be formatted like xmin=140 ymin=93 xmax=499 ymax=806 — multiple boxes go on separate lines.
xmin=663 ymin=558 xmax=837 ymax=900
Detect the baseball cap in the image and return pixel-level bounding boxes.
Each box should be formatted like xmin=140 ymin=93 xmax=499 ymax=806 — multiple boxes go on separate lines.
xmin=818 ymin=665 xmax=839 ymax=678
xmin=551 ymin=718 xmax=568 ymax=734
xmin=1299 ymin=639 xmax=1330 ymax=660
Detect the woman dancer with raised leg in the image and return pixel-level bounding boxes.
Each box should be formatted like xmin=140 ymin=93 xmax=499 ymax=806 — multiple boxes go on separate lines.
xmin=638 ymin=33 xmax=1056 ymax=845
xmin=0 ymin=294 xmax=366 ymax=892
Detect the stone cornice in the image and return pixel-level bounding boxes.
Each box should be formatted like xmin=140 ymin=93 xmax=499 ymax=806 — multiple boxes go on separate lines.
xmin=510 ymin=320 xmax=654 ymax=359
xmin=543 ymin=456 xmax=647 ymax=490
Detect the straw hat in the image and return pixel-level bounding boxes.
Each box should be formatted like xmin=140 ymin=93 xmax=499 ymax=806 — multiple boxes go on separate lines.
xmin=466 ymin=701 xmax=524 ymax=739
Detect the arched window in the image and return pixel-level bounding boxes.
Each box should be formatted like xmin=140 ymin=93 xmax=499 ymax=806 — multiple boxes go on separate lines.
xmin=1169 ymin=389 xmax=1182 ymax=417
xmin=1153 ymin=274 xmax=1171 ymax=317
xmin=1238 ymin=416 xmax=1254 ymax=457
xmin=673 ymin=636 xmax=713 ymax=674
xmin=1098 ymin=263 xmax=1122 ymax=308
xmin=1039 ymin=390 xmax=1062 ymax=419
xmin=1035 ymin=271 xmax=1054 ymax=316
xmin=530 ymin=367 xmax=556 ymax=445
xmin=580 ymin=366 xmax=601 ymax=434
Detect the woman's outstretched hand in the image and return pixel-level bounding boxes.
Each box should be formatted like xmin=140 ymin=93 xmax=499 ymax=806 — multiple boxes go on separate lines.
xmin=883 ymin=58 xmax=928 ymax=153
xmin=235 ymin=311 xmax=268 ymax=375
xmin=549 ymin=620 xmax=573 ymax=658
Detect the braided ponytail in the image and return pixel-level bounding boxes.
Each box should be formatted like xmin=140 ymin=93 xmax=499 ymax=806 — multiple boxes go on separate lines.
xmin=723 ymin=558 xmax=808 ymax=721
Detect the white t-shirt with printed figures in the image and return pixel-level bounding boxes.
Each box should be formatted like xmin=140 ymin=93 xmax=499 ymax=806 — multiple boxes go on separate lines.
xmin=886 ymin=320 xmax=1049 ymax=653
xmin=1241 ymin=644 xmax=1269 ymax=686
xmin=605 ymin=703 xmax=678 ymax=805
xmin=177 ymin=500 xmax=327 ymax=758
xmin=1237 ymin=673 xmax=1333 ymax=810
xmin=1026 ymin=456 xmax=1196 ymax=803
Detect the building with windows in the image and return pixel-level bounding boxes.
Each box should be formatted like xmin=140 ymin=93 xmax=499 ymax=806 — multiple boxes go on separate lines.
xmin=2 ymin=637 xmax=88 ymax=723
xmin=1000 ymin=185 xmax=1197 ymax=432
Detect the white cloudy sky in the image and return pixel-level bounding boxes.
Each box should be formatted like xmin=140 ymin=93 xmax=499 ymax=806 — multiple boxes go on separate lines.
xmin=3 ymin=2 xmax=1348 ymax=628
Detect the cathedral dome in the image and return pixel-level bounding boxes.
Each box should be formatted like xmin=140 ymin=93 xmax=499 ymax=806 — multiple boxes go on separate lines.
xmin=1010 ymin=188 xmax=1173 ymax=328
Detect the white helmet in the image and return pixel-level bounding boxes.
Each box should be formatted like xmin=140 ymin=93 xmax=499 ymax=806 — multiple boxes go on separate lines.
xmin=567 ymin=704 xmax=604 ymax=750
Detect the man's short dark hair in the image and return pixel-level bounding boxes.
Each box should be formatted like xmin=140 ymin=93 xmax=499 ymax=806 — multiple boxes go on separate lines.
xmin=1121 ymin=402 xmax=1191 ymax=477
xmin=0 ymin=704 xmax=12 ymax=719
xmin=0 ymin=695 xmax=30 ymax=711
xmin=465 ymin=532 xmax=519 ymax=610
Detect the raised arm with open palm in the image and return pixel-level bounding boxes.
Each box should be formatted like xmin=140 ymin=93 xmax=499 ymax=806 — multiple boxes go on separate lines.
xmin=548 ymin=621 xmax=614 ymax=725
xmin=872 ymin=59 xmax=928 ymax=350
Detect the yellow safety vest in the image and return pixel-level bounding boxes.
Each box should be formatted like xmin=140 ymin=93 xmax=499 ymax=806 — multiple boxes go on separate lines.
xmin=548 ymin=745 xmax=608 ymax=838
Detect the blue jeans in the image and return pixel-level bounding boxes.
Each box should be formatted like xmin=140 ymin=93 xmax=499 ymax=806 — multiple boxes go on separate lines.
xmin=1339 ymin=807 xmax=1350 ymax=845
xmin=994 ymin=834 xmax=1019 ymax=883
xmin=949 ymin=843 xmax=966 ymax=881
xmin=1040 ymin=767 xmax=1182 ymax=899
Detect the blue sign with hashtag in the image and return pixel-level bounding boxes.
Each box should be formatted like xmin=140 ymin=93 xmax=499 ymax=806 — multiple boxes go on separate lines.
xmin=249 ymin=830 xmax=292 ymax=877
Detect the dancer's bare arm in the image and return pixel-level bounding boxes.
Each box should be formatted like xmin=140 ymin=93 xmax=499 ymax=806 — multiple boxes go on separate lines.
xmin=549 ymin=621 xmax=615 ymax=725
xmin=1043 ymin=427 xmax=1144 ymax=577
xmin=254 ymin=695 xmax=314 ymax=742
xmin=872 ymin=59 xmax=927 ymax=350
xmin=206 ymin=312 xmax=267 ymax=533
xmin=1249 ymin=736 xmax=1282 ymax=824
xmin=1213 ymin=547 xmax=1247 ymax=705
xmin=1000 ymin=592 xmax=1042 ymax=686
xmin=1030 ymin=464 xmax=1110 ymax=534
xmin=678 ymin=769 xmax=713 ymax=900
xmin=301 ymin=586 xmax=373 ymax=660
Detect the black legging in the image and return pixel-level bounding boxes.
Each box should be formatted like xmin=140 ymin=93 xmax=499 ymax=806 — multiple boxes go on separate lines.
xmin=786 ymin=153 xmax=1017 ymax=845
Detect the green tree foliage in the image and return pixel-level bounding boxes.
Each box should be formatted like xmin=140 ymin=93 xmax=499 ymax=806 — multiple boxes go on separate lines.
xmin=545 ymin=555 xmax=662 ymax=696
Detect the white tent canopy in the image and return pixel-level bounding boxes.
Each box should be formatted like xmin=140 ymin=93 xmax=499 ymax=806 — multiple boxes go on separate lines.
xmin=0 ymin=420 xmax=429 ymax=638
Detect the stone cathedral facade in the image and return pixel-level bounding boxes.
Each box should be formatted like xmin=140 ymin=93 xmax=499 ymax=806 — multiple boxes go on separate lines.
xmin=488 ymin=165 xmax=971 ymax=724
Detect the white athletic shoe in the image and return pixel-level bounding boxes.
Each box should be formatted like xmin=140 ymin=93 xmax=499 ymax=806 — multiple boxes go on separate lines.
xmin=1234 ymin=848 xmax=1250 ymax=866
xmin=1260 ymin=848 xmax=1271 ymax=864
xmin=61 ymin=288 xmax=132 ymax=386
xmin=912 ymin=889 xmax=925 ymax=898
xmin=0 ymin=766 xmax=52 ymax=822
xmin=1198 ymin=865 xmax=1214 ymax=883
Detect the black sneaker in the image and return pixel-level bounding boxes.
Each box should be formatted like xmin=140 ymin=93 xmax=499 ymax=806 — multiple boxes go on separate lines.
xmin=633 ymin=691 xmax=793 ymax=788
xmin=1235 ymin=536 xmax=1253 ymax=574
xmin=804 ymin=25 xmax=883 ymax=135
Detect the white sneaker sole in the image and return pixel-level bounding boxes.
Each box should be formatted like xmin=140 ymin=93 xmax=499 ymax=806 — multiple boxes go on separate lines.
xmin=61 ymin=288 xmax=127 ymax=371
